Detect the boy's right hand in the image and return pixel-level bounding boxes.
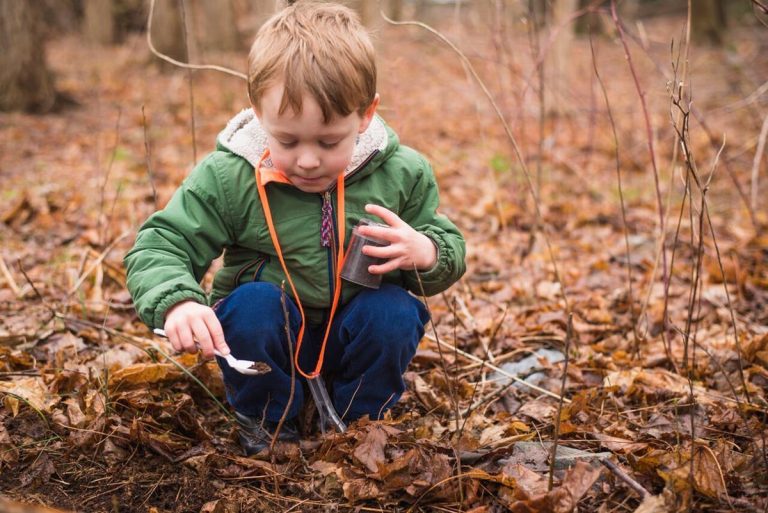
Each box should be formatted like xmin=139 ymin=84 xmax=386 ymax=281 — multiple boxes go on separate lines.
xmin=163 ymin=300 xmax=230 ymax=359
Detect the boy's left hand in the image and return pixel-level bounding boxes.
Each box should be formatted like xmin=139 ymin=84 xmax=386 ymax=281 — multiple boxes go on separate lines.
xmin=358 ymin=204 xmax=437 ymax=274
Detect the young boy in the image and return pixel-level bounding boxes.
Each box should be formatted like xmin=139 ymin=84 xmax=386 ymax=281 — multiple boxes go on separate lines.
xmin=125 ymin=1 xmax=465 ymax=455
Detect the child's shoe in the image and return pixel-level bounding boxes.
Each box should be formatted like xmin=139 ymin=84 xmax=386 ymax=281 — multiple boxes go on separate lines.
xmin=235 ymin=411 xmax=300 ymax=456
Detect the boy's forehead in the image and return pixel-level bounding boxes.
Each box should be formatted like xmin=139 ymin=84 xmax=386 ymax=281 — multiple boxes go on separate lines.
xmin=259 ymin=83 xmax=359 ymax=132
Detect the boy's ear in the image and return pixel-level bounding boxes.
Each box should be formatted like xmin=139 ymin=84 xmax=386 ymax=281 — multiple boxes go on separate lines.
xmin=358 ymin=94 xmax=380 ymax=133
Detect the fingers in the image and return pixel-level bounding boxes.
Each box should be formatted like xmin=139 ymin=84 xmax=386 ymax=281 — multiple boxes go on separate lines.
xmin=191 ymin=316 xmax=215 ymax=359
xmin=204 ymin=315 xmax=230 ymax=355
xmin=164 ymin=301 xmax=229 ymax=359
xmin=175 ymin=323 xmax=197 ymax=354
xmin=368 ymin=257 xmax=402 ymax=275
xmin=364 ymin=204 xmax=405 ymax=228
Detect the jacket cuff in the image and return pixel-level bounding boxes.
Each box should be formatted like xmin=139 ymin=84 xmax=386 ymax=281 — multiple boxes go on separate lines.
xmin=407 ymin=229 xmax=451 ymax=293
xmin=150 ymin=288 xmax=208 ymax=329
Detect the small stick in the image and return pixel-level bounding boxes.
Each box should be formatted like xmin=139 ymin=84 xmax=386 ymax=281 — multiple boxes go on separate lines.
xmin=548 ymin=313 xmax=572 ymax=491
xmin=601 ymin=459 xmax=649 ymax=498
xmin=178 ymin=0 xmax=198 ymax=165
xmin=67 ymin=231 xmax=131 ymax=297
xmin=750 ymin=114 xmax=768 ymax=213
xmin=424 ymin=333 xmax=570 ymax=404
xmin=611 ymin=1 xmax=668 ymax=290
xmin=141 ymin=105 xmax=158 ymax=209
xmin=0 ymin=254 xmax=21 ymax=297
xmin=271 ymin=282 xmax=296 ymax=451
xmin=146 ymin=0 xmax=246 ymax=80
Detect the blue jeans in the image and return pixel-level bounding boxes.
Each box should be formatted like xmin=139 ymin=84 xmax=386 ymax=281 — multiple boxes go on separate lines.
xmin=215 ymin=282 xmax=429 ymax=423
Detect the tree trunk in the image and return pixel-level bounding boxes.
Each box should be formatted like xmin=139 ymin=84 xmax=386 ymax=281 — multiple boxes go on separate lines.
xmin=192 ymin=0 xmax=239 ymax=52
xmin=692 ymin=0 xmax=726 ymax=45
xmin=0 ymin=0 xmax=56 ymax=113
xmin=546 ymin=0 xmax=578 ymax=115
xmin=150 ymin=0 xmax=187 ymax=63
xmin=387 ymin=0 xmax=403 ymax=22
xmin=348 ymin=0 xmax=378 ymax=27
xmin=84 ymin=0 xmax=116 ymax=44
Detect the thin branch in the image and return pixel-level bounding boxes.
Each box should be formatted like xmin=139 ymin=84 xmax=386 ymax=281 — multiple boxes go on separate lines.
xmin=272 ymin=282 xmax=297 ymax=451
xmin=423 ymin=333 xmax=570 ymax=404
xmin=98 ymin=108 xmax=123 ymax=248
xmin=178 ymin=0 xmax=198 ymax=165
xmin=611 ymin=1 xmax=668 ymax=290
xmin=548 ymin=313 xmax=572 ymax=492
xmin=381 ymin=11 xmax=571 ymax=314
xmin=146 ymin=0 xmax=247 ymax=80
xmin=141 ymin=105 xmax=158 ymax=209
xmin=614 ymin=16 xmax=759 ymax=232
xmin=601 ymin=459 xmax=649 ymax=498
xmin=750 ymin=114 xmax=768 ymax=213
xmin=588 ymin=28 xmax=638 ymax=356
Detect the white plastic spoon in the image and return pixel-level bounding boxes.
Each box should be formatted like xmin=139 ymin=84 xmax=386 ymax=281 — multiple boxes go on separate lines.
xmin=152 ymin=328 xmax=270 ymax=375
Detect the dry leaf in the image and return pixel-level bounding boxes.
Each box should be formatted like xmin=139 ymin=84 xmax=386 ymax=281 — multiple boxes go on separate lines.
xmin=353 ymin=424 xmax=388 ymax=473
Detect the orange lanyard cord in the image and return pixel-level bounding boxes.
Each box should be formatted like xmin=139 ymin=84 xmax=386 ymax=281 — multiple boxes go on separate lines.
xmin=255 ymin=150 xmax=345 ymax=380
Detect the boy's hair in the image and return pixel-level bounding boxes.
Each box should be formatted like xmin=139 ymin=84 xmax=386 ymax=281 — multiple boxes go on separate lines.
xmin=248 ymin=1 xmax=377 ymax=122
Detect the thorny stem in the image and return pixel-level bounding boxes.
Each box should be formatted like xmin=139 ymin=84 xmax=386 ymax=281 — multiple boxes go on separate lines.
xmin=588 ymin=29 xmax=639 ymax=357
xmin=610 ymin=1 xmax=668 ymax=296
xmin=548 ymin=313 xmax=572 ymax=492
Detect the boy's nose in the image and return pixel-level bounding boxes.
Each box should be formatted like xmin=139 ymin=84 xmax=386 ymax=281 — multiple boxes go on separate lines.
xmin=297 ymin=151 xmax=320 ymax=170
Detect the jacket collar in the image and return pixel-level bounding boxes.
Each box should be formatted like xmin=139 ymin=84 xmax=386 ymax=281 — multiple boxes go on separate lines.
xmin=217 ymin=109 xmax=389 ymax=185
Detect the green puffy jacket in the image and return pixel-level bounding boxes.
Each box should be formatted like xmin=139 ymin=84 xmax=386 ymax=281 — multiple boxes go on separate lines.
xmin=124 ymin=110 xmax=466 ymax=328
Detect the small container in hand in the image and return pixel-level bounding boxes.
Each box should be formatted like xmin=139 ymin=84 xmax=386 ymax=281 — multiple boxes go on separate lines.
xmin=341 ymin=218 xmax=389 ymax=289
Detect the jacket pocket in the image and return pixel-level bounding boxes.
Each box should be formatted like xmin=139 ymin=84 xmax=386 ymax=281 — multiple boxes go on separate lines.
xmin=233 ymin=256 xmax=269 ymax=288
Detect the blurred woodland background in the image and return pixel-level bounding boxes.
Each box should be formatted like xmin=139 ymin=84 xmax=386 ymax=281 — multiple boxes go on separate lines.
xmin=1 ymin=1 xmax=768 ymax=512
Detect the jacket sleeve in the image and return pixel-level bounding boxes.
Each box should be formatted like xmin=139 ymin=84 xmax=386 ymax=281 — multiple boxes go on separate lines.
xmin=124 ymin=153 xmax=237 ymax=328
xmin=399 ymin=157 xmax=466 ymax=296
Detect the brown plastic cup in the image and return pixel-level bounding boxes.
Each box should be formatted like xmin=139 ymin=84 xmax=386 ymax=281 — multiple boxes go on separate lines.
xmin=341 ymin=219 xmax=389 ymax=289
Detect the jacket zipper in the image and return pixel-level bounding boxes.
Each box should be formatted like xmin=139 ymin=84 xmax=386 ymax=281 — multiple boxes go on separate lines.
xmin=320 ymin=149 xmax=380 ymax=307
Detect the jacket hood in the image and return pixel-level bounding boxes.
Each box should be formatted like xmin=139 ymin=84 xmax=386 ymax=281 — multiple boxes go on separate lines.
xmin=216 ymin=108 xmax=393 ymax=177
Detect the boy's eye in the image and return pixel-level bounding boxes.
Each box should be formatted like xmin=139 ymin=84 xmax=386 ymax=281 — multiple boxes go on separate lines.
xmin=277 ymin=140 xmax=298 ymax=148
xmin=319 ymin=141 xmax=340 ymax=149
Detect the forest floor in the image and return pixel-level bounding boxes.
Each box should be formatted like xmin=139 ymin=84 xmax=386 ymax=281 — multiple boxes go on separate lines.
xmin=1 ymin=9 xmax=767 ymax=513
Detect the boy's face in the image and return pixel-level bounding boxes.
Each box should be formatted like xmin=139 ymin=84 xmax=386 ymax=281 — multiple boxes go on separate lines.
xmin=255 ymin=83 xmax=379 ymax=193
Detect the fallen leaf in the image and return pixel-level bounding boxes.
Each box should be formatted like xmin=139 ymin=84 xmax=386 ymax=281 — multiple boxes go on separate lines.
xmin=353 ymin=424 xmax=388 ymax=473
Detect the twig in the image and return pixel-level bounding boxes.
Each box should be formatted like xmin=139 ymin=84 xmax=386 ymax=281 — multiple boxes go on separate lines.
xmin=588 ymin=28 xmax=638 ymax=356
xmin=0 ymin=254 xmax=21 ymax=297
xmin=601 ymin=459 xmax=649 ymax=498
xmin=611 ymin=1 xmax=668 ymax=292
xmin=178 ymin=0 xmax=198 ymax=165
xmin=381 ymin=11 xmax=571 ymax=314
xmin=58 ymin=314 xmax=235 ymax=420
xmin=67 ymin=231 xmax=131 ymax=297
xmin=752 ymin=0 xmax=768 ymax=15
xmin=146 ymin=0 xmax=246 ymax=80
xmin=750 ymin=114 xmax=768 ymax=213
xmin=141 ymin=105 xmax=158 ymax=209
xmin=614 ymin=16 xmax=759 ymax=232
xmin=272 ymin=282 xmax=296 ymax=451
xmin=98 ymin=108 xmax=123 ymax=248
xmin=412 ymin=268 xmax=461 ymax=432
xmin=548 ymin=313 xmax=572 ymax=491
xmin=423 ymin=333 xmax=570 ymax=404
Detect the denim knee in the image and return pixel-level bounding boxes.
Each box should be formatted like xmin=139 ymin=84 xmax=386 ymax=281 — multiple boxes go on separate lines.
xmin=216 ymin=282 xmax=300 ymax=357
